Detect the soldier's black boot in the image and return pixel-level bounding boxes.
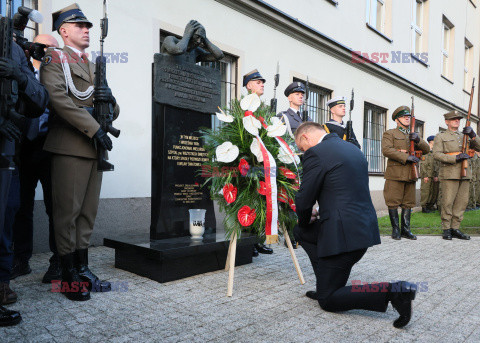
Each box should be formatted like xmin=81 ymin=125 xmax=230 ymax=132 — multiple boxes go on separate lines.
xmin=442 ymin=229 xmax=452 ymax=240
xmin=388 ymin=281 xmax=417 ymax=329
xmin=451 ymin=229 xmax=470 ymax=240
xmin=400 ymin=208 xmax=417 ymax=240
xmin=75 ymin=249 xmax=111 ymax=292
xmin=59 ymin=253 xmax=90 ymax=301
xmin=389 ymin=209 xmax=401 ymax=240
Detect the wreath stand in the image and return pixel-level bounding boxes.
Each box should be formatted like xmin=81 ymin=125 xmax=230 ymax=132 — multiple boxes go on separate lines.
xmin=225 ymin=228 xmax=305 ymax=297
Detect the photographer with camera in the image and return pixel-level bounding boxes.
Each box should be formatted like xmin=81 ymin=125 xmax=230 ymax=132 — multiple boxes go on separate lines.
xmin=0 ymin=4 xmax=48 ymax=326
xmin=11 ymin=35 xmax=61 ymax=285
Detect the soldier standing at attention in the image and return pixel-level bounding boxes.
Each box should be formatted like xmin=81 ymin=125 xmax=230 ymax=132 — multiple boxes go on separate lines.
xmin=466 ymin=152 xmax=479 ymax=210
xmin=242 ymin=69 xmax=272 ymax=255
xmin=433 ymin=111 xmax=480 ymax=240
xmin=420 ymin=136 xmax=439 ymax=213
xmin=41 ymin=4 xmax=119 ymax=301
xmin=277 ymin=82 xmax=310 ymax=138
xmin=382 ymin=106 xmax=430 ymax=240
xmin=324 ymin=96 xmax=360 ymax=148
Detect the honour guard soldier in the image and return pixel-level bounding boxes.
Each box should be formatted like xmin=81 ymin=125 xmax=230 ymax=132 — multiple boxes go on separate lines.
xmin=41 ymin=4 xmax=119 ymax=301
xmin=324 ymin=97 xmax=360 ymax=148
xmin=243 ymin=69 xmax=265 ymax=97
xmin=420 ymin=136 xmax=440 ymax=213
xmin=243 ymin=69 xmax=272 ymax=255
xmin=277 ymin=82 xmax=311 ymax=137
xmin=382 ymin=106 xmax=429 ymax=240
xmin=433 ymin=111 xmax=480 ymax=240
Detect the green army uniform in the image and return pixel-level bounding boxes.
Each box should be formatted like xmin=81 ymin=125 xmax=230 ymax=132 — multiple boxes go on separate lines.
xmin=433 ymin=111 xmax=480 ymax=240
xmin=41 ymin=4 xmax=119 ymax=301
xmin=382 ymin=106 xmax=430 ymax=240
xmin=467 ymin=154 xmax=479 ymax=208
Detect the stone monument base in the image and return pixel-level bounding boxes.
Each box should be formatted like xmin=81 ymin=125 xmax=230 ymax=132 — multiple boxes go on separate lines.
xmin=104 ymin=233 xmax=257 ymax=283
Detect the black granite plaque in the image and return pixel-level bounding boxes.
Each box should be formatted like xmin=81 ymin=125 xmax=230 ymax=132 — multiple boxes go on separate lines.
xmin=153 ymin=53 xmax=221 ymax=114
xmin=151 ymin=103 xmax=216 ymax=240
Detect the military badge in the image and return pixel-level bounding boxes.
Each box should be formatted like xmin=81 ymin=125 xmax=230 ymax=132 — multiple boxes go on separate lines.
xmin=42 ymin=55 xmax=52 ymax=66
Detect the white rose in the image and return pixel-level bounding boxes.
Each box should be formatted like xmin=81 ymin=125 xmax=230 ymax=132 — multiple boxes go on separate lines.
xmin=215 ymin=142 xmax=239 ymax=163
xmin=243 ymin=115 xmax=262 ymax=136
xmin=250 ymin=138 xmax=264 ymax=163
xmin=266 ymin=117 xmax=287 ymax=137
xmin=240 ymin=93 xmax=261 ymax=112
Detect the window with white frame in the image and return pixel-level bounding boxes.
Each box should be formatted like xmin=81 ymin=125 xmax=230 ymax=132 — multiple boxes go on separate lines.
xmin=411 ymin=0 xmax=428 ymax=55
xmin=464 ymin=39 xmax=474 ymax=91
xmin=367 ymin=0 xmax=385 ymax=33
xmin=363 ymin=102 xmax=387 ymax=174
xmin=441 ymin=16 xmax=455 ymax=80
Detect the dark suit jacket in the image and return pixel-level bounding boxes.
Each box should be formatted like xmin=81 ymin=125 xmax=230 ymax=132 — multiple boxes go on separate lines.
xmin=295 ymin=133 xmax=380 ymax=257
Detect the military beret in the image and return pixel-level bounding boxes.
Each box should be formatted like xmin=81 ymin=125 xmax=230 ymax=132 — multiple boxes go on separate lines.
xmin=443 ymin=110 xmax=463 ymax=120
xmin=392 ymin=106 xmax=411 ymax=121
xmin=243 ymin=69 xmax=265 ymax=87
xmin=52 ymin=3 xmax=92 ymax=32
xmin=284 ymin=82 xmax=306 ymax=97
xmin=427 ymin=135 xmax=435 ymax=142
xmin=326 ymin=96 xmax=346 ymax=109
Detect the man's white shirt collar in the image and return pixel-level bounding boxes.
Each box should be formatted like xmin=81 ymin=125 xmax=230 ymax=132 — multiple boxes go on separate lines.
xmin=289 ymin=107 xmax=300 ymax=114
xmin=66 ymin=45 xmax=83 ymax=55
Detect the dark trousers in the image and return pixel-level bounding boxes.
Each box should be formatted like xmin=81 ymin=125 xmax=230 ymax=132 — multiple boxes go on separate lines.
xmin=294 ymin=225 xmax=389 ymax=312
xmin=13 ymin=139 xmax=56 ymax=263
xmin=0 ymin=168 xmax=20 ymax=283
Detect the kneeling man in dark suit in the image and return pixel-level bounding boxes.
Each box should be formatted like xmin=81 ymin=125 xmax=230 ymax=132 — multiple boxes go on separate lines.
xmin=293 ymin=122 xmax=417 ymax=328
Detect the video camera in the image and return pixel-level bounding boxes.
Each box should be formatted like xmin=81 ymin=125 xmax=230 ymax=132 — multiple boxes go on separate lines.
xmin=12 ymin=6 xmax=45 ymax=60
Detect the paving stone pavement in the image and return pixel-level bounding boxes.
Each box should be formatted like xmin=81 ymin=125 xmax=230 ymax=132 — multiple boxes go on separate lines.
xmin=1 ymin=236 xmax=480 ymax=342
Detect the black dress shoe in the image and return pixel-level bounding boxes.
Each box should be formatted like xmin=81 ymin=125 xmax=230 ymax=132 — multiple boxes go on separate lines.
xmin=305 ymin=290 xmax=317 ymax=300
xmin=0 ymin=305 xmax=21 ymax=327
xmin=0 ymin=283 xmax=18 ymax=305
xmin=389 ymin=281 xmax=417 ymax=328
xmin=42 ymin=256 xmax=61 ymax=284
xmin=451 ymin=229 xmax=470 ymax=240
xmin=442 ymin=229 xmax=452 ymax=240
xmin=10 ymin=260 xmax=31 ymax=280
xmin=59 ymin=253 xmax=90 ymax=301
xmin=75 ymin=249 xmax=111 ymax=292
xmin=252 ymin=246 xmax=259 ymax=257
xmin=254 ymin=243 xmax=273 ymax=254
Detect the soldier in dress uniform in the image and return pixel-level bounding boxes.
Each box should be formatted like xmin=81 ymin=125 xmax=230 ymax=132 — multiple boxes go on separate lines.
xmin=40 ymin=4 xmax=120 ymax=301
xmin=276 ymin=82 xmax=311 ymax=138
xmin=420 ymin=135 xmax=439 ymax=213
xmin=243 ymin=69 xmax=265 ymax=96
xmin=323 ymin=96 xmax=360 ymax=148
xmin=433 ymin=111 xmax=480 ymax=240
xmin=382 ymin=106 xmax=430 ymax=240
xmin=242 ymin=69 xmax=272 ymax=255
xmin=466 ymin=152 xmax=478 ymax=210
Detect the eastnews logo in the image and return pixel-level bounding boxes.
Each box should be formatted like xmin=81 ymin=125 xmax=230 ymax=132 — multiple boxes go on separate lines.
xmin=51 ymin=280 xmax=129 ymax=292
xmin=47 ymin=51 xmax=129 ymax=64
xmin=351 ymin=280 xmax=429 ymax=292
xmin=352 ymin=51 xmax=428 ymax=64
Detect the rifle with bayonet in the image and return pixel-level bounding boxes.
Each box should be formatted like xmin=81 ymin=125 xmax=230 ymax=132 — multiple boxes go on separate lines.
xmin=302 ymin=77 xmax=309 ymax=122
xmin=270 ymin=62 xmax=279 ymax=113
xmin=0 ymin=0 xmax=20 ymax=170
xmin=93 ymin=0 xmax=120 ymax=172
xmin=461 ymin=78 xmax=475 ymax=177
xmin=346 ymin=88 xmax=354 ymax=141
xmin=409 ymin=96 xmax=419 ymax=181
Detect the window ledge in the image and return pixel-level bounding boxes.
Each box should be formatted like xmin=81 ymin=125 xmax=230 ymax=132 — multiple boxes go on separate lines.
xmin=441 ymin=75 xmax=454 ymax=85
xmin=366 ymin=23 xmax=393 ymax=43
xmin=463 ymin=89 xmax=471 ymax=96
xmin=368 ymin=172 xmax=385 ymax=176
xmin=411 ymin=53 xmax=429 ymax=68
xmin=326 ymin=0 xmax=338 ymax=5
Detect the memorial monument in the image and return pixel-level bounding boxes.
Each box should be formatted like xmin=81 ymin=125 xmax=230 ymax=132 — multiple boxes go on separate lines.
xmin=105 ymin=21 xmax=256 ymax=283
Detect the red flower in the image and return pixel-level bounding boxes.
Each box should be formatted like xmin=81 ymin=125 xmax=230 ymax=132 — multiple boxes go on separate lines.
xmin=238 ymin=159 xmax=250 ymax=177
xmin=244 ymin=111 xmax=254 ymax=117
xmin=288 ymin=198 xmax=296 ymax=212
xmin=292 ymin=178 xmax=300 ymax=191
xmin=279 ymin=167 xmax=296 ymax=179
xmin=278 ymin=187 xmax=288 ymax=203
xmin=238 ymin=206 xmax=256 ymax=226
xmin=257 ymin=181 xmax=267 ymax=195
xmin=223 ymin=183 xmax=237 ymax=204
